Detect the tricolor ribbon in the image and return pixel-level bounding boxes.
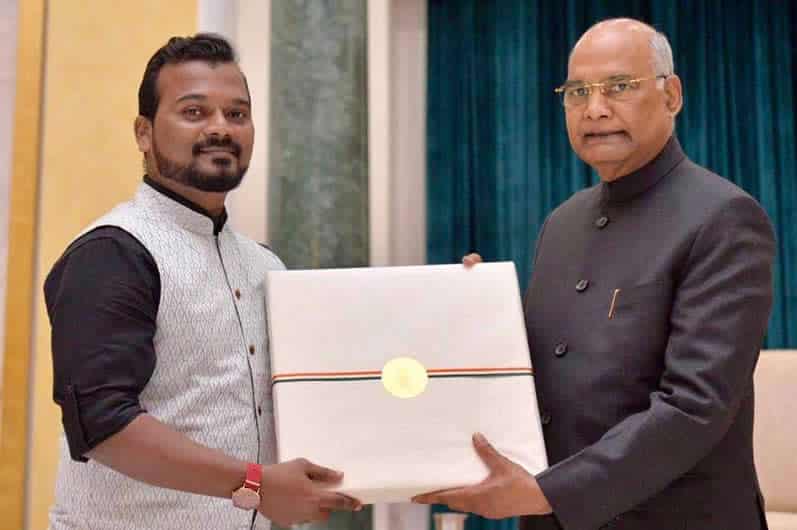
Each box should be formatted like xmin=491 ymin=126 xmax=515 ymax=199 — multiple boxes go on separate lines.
xmin=272 ymin=366 xmax=533 ymax=385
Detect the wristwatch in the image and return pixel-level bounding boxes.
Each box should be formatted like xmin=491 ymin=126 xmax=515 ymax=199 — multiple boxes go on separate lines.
xmin=232 ymin=463 xmax=262 ymax=510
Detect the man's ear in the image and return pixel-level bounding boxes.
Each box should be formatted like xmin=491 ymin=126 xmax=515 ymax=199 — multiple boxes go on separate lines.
xmin=663 ymin=75 xmax=683 ymax=117
xmin=134 ymin=116 xmax=152 ymax=153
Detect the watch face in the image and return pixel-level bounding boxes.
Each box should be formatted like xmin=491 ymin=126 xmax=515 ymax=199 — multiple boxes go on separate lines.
xmin=232 ymin=487 xmax=260 ymax=510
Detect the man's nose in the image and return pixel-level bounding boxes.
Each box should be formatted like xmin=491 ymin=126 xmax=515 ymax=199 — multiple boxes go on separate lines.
xmin=204 ymin=109 xmax=231 ymax=135
xmin=583 ymin=89 xmax=612 ymax=120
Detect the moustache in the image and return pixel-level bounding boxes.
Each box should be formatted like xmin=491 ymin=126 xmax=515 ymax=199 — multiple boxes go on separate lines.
xmin=192 ymin=137 xmax=242 ymax=157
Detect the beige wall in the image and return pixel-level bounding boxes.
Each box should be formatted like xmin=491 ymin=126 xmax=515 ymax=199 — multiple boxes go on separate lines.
xmin=369 ymin=0 xmax=427 ymax=268
xmin=27 ymin=3 xmax=196 ymax=528
xmin=198 ymin=0 xmax=271 ymax=244
xmin=229 ymin=0 xmax=271 ymax=244
xmin=369 ymin=1 xmax=430 ymax=529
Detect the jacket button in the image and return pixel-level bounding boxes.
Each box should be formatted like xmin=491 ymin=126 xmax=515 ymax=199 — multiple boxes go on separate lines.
xmin=576 ymin=279 xmax=589 ymax=292
xmin=249 ymin=345 xmax=255 ymax=355
xmin=235 ymin=289 xmax=241 ymax=299
xmin=554 ymin=343 xmax=568 ymax=357
xmin=541 ymin=412 xmax=552 ymax=425
xmin=595 ymin=216 xmax=610 ymax=229
xmin=257 ymin=406 xmax=263 ymax=416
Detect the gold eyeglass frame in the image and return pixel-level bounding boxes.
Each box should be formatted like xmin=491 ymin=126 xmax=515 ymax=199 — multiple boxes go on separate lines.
xmin=554 ymin=75 xmax=669 ymax=106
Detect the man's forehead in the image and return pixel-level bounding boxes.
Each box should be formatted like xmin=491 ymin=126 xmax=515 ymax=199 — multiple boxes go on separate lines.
xmin=567 ymin=26 xmax=653 ymax=80
xmin=157 ymin=61 xmax=249 ymax=102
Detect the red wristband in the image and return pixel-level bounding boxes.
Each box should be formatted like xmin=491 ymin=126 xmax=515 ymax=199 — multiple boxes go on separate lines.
xmin=244 ymin=462 xmax=262 ymax=492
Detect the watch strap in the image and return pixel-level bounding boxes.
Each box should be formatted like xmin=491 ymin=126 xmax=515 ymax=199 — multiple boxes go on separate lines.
xmin=244 ymin=463 xmax=262 ymax=492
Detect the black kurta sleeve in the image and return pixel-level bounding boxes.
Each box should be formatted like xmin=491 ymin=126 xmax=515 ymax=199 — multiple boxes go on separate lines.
xmin=44 ymin=226 xmax=159 ymax=462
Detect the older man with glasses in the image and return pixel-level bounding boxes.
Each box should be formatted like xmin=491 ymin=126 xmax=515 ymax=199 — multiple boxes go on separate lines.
xmin=415 ymin=17 xmax=775 ymax=530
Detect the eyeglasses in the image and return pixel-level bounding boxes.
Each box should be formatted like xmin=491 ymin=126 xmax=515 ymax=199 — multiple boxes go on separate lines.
xmin=554 ymin=75 xmax=669 ymax=108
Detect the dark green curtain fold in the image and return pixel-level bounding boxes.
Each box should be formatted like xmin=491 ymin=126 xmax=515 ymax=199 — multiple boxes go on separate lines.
xmin=427 ymin=1 xmax=796 ymax=529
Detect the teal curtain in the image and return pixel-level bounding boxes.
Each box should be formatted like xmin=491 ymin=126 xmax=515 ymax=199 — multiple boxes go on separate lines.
xmin=430 ymin=505 xmax=518 ymax=530
xmin=427 ymin=1 xmax=797 ymax=528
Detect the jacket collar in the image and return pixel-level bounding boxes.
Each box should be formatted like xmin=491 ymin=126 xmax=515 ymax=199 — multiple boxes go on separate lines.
xmin=601 ymin=135 xmax=686 ymax=204
xmin=143 ymin=175 xmax=228 ymax=235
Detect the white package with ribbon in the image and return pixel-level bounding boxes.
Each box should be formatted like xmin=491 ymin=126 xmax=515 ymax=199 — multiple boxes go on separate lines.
xmin=265 ymin=262 xmax=548 ymax=504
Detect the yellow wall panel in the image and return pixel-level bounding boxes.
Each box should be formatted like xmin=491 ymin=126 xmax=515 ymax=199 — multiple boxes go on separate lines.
xmin=1 ymin=1 xmax=45 ymax=529
xmin=29 ymin=2 xmax=197 ymax=528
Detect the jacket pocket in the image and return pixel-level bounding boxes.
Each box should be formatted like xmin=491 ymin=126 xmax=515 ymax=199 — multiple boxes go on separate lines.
xmin=611 ymin=279 xmax=674 ymax=315
xmin=597 ymin=279 xmax=674 ymax=386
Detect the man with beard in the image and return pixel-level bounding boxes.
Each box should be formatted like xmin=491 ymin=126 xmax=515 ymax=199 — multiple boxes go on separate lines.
xmin=44 ymin=34 xmax=360 ymax=530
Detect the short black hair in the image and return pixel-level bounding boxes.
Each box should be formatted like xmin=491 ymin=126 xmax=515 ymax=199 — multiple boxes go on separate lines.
xmin=138 ymin=33 xmax=245 ymax=121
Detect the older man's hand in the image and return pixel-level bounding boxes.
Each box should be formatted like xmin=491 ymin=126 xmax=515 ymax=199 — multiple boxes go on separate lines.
xmin=412 ymin=433 xmax=552 ymax=519
xmin=462 ymin=253 xmax=483 ymax=268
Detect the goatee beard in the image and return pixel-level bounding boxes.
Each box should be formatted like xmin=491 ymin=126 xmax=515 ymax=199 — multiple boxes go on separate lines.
xmin=152 ymin=138 xmax=247 ymax=193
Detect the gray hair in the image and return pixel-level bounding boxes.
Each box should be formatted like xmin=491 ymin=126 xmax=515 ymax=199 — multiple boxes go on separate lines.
xmin=650 ymin=30 xmax=674 ymax=76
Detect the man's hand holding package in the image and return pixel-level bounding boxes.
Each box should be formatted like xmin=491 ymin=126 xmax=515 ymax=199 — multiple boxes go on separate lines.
xmin=462 ymin=253 xmax=483 ymax=267
xmin=413 ymin=433 xmax=552 ymax=519
xmin=259 ymin=458 xmax=362 ymax=527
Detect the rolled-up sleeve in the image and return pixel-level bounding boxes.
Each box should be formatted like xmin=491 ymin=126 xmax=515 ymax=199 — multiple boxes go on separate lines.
xmin=44 ymin=227 xmax=159 ymax=462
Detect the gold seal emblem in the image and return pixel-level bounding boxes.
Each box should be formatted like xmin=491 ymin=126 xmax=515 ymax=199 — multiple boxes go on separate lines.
xmin=381 ymin=357 xmax=429 ymax=399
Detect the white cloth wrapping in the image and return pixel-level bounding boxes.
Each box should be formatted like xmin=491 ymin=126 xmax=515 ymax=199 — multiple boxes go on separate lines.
xmin=265 ymin=262 xmax=548 ymax=504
